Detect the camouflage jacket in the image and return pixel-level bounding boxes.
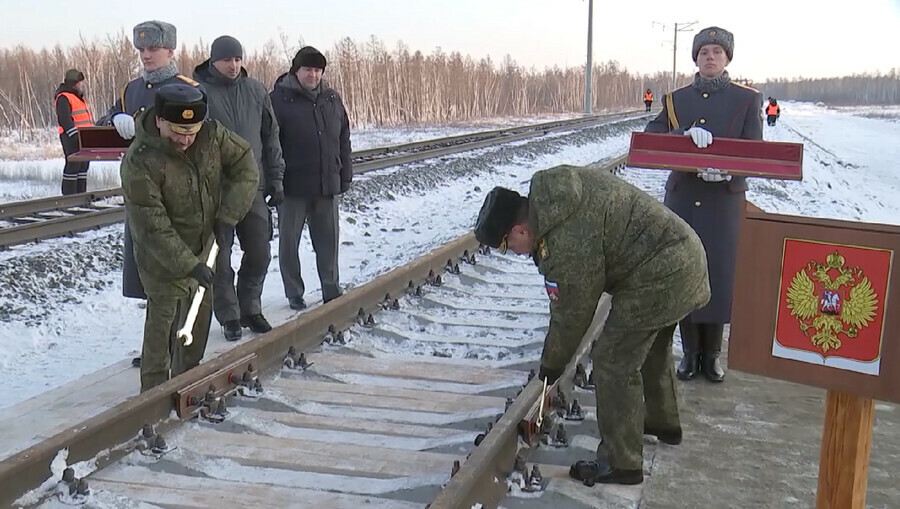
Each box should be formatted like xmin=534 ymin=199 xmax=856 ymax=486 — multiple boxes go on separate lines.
xmin=120 ymin=108 xmax=259 ymax=295
xmin=531 ymin=166 xmax=711 ymax=371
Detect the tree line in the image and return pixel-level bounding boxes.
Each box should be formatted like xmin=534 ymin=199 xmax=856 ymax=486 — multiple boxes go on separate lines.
xmin=0 ymin=32 xmax=897 ymax=135
xmin=760 ymin=71 xmax=900 ymax=105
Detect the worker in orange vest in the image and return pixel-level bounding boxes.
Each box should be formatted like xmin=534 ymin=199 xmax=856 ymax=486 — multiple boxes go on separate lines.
xmin=644 ymin=89 xmax=653 ymax=112
xmin=54 ymin=69 xmax=93 ymax=195
xmin=765 ymin=97 xmax=780 ymax=126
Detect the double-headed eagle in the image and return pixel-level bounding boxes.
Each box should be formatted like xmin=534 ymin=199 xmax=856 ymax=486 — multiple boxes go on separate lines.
xmin=785 ymin=250 xmax=878 ymax=353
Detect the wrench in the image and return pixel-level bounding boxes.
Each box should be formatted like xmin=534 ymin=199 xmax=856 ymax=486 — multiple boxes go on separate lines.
xmin=179 ymin=241 xmax=219 ymax=347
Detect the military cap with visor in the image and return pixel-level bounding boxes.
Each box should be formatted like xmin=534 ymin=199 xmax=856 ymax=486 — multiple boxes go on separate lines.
xmin=474 ymin=187 xmax=527 ymax=253
xmin=154 ymin=83 xmax=208 ymax=135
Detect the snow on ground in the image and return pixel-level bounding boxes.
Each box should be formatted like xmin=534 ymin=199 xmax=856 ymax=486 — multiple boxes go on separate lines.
xmin=0 ymin=114 xmax=644 ymax=410
xmin=0 ymin=101 xmax=897 ymax=411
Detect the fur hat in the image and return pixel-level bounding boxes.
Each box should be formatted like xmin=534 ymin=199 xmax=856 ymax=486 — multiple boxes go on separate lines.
xmin=290 ymin=46 xmax=327 ymax=73
xmin=133 ymin=20 xmax=177 ymax=50
xmin=692 ymin=26 xmax=734 ymax=62
xmin=64 ymin=69 xmax=85 ymax=84
xmin=474 ymin=187 xmax=527 ymax=250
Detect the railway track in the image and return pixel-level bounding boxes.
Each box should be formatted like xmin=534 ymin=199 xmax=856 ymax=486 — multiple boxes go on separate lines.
xmin=0 ymin=110 xmax=645 ymax=250
xmin=1 ymin=158 xmax=627 ymax=509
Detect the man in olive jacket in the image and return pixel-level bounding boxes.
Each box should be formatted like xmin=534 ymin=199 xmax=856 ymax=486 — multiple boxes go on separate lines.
xmin=120 ymin=84 xmax=258 ymax=392
xmin=475 ymin=165 xmax=710 ymax=485
xmin=193 ymin=35 xmax=285 ymax=341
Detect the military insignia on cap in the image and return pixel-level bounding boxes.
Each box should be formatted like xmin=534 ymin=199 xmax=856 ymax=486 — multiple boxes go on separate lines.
xmin=182 ymin=109 xmax=194 ymax=120
xmin=709 ymin=30 xmax=716 ymax=35
xmin=139 ymin=31 xmax=145 ymax=38
xmin=545 ymin=280 xmax=560 ymax=302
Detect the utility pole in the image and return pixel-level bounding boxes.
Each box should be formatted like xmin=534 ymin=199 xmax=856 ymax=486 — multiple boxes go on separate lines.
xmin=671 ymin=22 xmax=696 ymax=92
xmin=653 ymin=21 xmax=697 ymax=93
xmin=584 ymin=0 xmax=594 ymax=114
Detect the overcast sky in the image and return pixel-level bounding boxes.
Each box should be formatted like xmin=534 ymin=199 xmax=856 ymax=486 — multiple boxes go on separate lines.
xmin=1 ymin=0 xmax=898 ymax=80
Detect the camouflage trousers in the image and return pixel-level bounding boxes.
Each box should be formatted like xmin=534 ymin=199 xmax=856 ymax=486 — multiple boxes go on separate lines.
xmin=141 ymin=286 xmax=213 ymax=392
xmin=591 ymin=323 xmax=680 ymax=470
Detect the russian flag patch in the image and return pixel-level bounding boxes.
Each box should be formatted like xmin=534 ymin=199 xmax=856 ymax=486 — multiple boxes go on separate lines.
xmin=545 ymin=280 xmax=559 ymax=301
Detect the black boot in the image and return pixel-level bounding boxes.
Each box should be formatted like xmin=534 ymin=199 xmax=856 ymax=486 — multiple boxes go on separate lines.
xmin=676 ymin=320 xmax=700 ymax=381
xmin=569 ymin=458 xmax=643 ymax=486
xmin=700 ymin=323 xmax=726 ymax=383
xmin=241 ymin=314 xmax=272 ymax=333
xmin=222 ymin=320 xmax=242 ymax=342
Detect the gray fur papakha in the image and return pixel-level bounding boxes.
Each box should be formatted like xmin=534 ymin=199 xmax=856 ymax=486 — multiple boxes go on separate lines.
xmin=133 ymin=20 xmax=177 ymax=49
xmin=692 ymin=26 xmax=733 ymax=62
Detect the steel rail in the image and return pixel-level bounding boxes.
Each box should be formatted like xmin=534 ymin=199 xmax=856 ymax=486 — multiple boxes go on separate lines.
xmin=0 ymin=233 xmax=481 ymax=507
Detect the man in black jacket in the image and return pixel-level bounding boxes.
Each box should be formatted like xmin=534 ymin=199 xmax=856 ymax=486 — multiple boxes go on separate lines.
xmin=193 ymin=35 xmax=285 ymax=341
xmin=270 ymin=46 xmax=352 ymax=309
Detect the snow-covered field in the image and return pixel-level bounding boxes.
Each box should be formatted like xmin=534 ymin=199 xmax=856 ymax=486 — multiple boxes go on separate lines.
xmin=1 ymin=101 xmax=898 ymax=411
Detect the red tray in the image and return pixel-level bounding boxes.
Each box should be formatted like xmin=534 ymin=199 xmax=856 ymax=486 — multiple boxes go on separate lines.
xmin=626 ymin=132 xmax=803 ymax=180
xmin=69 ymin=126 xmax=132 ymax=162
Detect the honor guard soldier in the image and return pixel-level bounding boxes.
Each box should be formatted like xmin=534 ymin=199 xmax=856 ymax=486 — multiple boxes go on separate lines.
xmin=98 ymin=20 xmax=204 ymax=368
xmin=644 ymin=26 xmax=764 ymax=383
xmin=119 ymin=84 xmax=258 ymax=392
xmin=475 ymin=165 xmax=711 ymax=485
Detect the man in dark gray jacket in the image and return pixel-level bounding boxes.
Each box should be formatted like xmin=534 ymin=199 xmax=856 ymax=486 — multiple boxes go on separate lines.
xmin=270 ymin=46 xmax=352 ymax=310
xmin=193 ymin=35 xmax=285 ymax=341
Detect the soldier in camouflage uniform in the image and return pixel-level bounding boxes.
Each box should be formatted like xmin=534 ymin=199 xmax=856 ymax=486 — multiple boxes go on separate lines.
xmin=644 ymin=26 xmax=763 ymax=383
xmin=120 ymin=84 xmax=258 ymax=392
xmin=98 ymin=20 xmax=204 ymax=368
xmin=475 ymin=165 xmax=710 ymax=485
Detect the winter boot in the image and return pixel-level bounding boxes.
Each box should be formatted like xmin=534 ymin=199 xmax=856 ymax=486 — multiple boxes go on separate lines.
xmin=700 ymin=323 xmax=726 ymax=383
xmin=222 ymin=320 xmax=242 ymax=342
xmin=676 ymin=320 xmax=701 ymax=381
xmin=569 ymin=458 xmax=643 ymax=486
xmin=241 ymin=314 xmax=272 ymax=333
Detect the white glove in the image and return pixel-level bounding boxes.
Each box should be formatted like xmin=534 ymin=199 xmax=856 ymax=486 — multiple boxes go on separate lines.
xmin=113 ymin=114 xmax=136 ymax=139
xmin=698 ymin=167 xmax=732 ymax=182
xmin=684 ymin=126 xmax=713 ymax=148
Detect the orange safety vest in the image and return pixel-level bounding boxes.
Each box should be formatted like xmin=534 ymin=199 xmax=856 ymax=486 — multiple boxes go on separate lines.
xmin=766 ymin=103 xmax=779 ymax=116
xmin=644 ymin=92 xmax=653 ymax=101
xmin=55 ymin=92 xmax=93 ymax=134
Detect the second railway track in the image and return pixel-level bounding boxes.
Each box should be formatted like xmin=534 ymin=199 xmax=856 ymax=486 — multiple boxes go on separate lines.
xmin=0 ymin=110 xmax=646 ymax=250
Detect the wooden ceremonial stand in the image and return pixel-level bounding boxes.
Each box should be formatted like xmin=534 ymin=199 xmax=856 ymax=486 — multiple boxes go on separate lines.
xmin=816 ymin=391 xmax=874 ymax=509
xmin=730 ymin=209 xmax=900 ymax=509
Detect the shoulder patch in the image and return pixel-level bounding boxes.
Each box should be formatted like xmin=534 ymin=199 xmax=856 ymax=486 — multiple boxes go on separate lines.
xmin=731 ymin=81 xmax=760 ymax=93
xmin=545 ymin=280 xmax=560 ymax=302
xmin=176 ymin=75 xmax=200 ymax=87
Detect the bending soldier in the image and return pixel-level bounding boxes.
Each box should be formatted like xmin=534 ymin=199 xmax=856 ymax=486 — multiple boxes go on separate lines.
xmin=193 ymin=36 xmax=285 ymax=341
xmin=54 ymin=69 xmax=93 ymax=195
xmin=98 ymin=20 xmax=203 ymax=367
xmin=120 ymin=84 xmax=258 ymax=392
xmin=475 ymin=165 xmax=711 ymax=485
xmin=644 ymin=26 xmax=763 ymax=383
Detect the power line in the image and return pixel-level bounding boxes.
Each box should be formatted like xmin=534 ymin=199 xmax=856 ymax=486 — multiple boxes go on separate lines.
xmin=652 ymin=21 xmax=698 ymax=93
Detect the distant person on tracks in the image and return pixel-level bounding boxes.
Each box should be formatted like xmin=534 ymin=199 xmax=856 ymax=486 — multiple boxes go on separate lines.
xmin=96 ymin=20 xmax=204 ymax=368
xmin=644 ymin=89 xmax=653 ymax=112
xmin=119 ymin=84 xmax=258 ymax=392
xmin=644 ymin=26 xmax=763 ymax=384
xmin=54 ymin=69 xmax=93 ymax=195
xmin=193 ymin=35 xmax=285 ymax=342
xmin=766 ymin=97 xmax=781 ymax=126
xmin=474 ymin=165 xmax=711 ymax=485
xmin=270 ymin=46 xmax=352 ymax=310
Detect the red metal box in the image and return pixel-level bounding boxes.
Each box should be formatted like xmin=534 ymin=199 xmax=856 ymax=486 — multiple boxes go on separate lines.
xmin=68 ymin=126 xmax=132 ymax=162
xmin=626 ymin=131 xmax=803 ymax=180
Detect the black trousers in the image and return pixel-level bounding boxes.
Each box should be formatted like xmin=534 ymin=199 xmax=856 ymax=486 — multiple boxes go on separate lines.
xmin=59 ymin=133 xmax=89 ymax=195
